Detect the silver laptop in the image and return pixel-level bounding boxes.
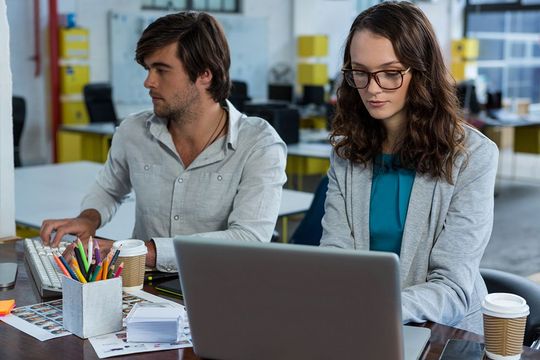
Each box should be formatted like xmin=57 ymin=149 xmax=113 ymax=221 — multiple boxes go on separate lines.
xmin=174 ymin=236 xmax=430 ymax=360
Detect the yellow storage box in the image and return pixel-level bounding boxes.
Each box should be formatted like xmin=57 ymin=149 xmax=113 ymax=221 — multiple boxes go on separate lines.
xmin=298 ymin=35 xmax=328 ymax=57
xmin=297 ymin=63 xmax=328 ymax=86
xmin=451 ymin=38 xmax=479 ymax=61
xmin=61 ymin=99 xmax=89 ymax=124
xmin=60 ymin=65 xmax=89 ymax=95
xmin=59 ymin=27 xmax=89 ymax=59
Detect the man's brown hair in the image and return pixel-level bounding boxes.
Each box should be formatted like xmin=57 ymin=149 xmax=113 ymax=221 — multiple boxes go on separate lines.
xmin=135 ymin=11 xmax=231 ymax=103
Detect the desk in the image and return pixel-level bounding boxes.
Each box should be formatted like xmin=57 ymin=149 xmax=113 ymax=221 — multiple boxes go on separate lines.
xmin=57 ymin=123 xmax=116 ymax=163
xmin=15 ymin=162 xmax=313 ymax=240
xmin=286 ymin=142 xmax=332 ymax=190
xmin=2 ymin=242 xmax=539 ymax=359
xmin=476 ymin=112 xmax=540 ymax=178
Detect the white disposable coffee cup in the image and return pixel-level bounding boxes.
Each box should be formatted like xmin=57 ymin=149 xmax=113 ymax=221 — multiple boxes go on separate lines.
xmin=111 ymin=240 xmax=147 ymax=291
xmin=482 ymin=293 xmax=530 ymax=360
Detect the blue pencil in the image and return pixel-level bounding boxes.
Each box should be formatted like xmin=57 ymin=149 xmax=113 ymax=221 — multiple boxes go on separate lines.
xmin=58 ymin=254 xmax=79 ymax=281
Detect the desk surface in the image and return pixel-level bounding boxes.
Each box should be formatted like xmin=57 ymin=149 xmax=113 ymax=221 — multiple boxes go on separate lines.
xmin=478 ymin=110 xmax=540 ymax=127
xmin=15 ymin=162 xmax=313 ymax=240
xmin=287 ymin=142 xmax=332 ymax=159
xmin=1 ymin=241 xmax=539 ymax=359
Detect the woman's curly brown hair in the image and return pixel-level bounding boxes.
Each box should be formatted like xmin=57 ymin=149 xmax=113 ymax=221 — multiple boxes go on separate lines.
xmin=331 ymin=1 xmax=466 ymax=184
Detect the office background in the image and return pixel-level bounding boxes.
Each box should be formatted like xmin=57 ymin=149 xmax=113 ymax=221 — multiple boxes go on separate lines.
xmin=2 ymin=0 xmax=540 ymax=277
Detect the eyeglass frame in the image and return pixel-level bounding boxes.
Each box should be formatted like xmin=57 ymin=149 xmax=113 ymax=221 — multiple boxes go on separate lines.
xmin=341 ymin=67 xmax=411 ymax=90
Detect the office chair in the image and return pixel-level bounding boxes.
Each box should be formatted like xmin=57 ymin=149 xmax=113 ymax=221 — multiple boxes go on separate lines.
xmin=229 ymin=80 xmax=251 ymax=112
xmin=480 ymin=268 xmax=540 ymax=347
xmin=12 ymin=96 xmax=26 ymax=167
xmin=288 ymin=176 xmax=329 ymax=246
xmin=83 ymin=83 xmax=118 ymax=124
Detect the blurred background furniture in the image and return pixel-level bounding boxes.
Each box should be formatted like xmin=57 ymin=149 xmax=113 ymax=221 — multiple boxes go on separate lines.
xmin=288 ymin=175 xmax=328 ymax=246
xmin=12 ymin=96 xmax=26 ymax=167
xmin=229 ymin=80 xmax=251 ymax=112
xmin=83 ymin=83 xmax=118 ymax=124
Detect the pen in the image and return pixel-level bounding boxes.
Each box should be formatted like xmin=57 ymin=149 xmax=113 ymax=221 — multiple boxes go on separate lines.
xmin=76 ymin=239 xmax=89 ymax=273
xmin=113 ymin=262 xmax=124 ymax=278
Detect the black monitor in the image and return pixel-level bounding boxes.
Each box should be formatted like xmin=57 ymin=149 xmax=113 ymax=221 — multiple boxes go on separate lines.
xmin=244 ymin=104 xmax=299 ymax=144
xmin=456 ymin=80 xmax=481 ymax=115
xmin=268 ymin=84 xmax=294 ymax=103
xmin=302 ymin=85 xmax=325 ymax=105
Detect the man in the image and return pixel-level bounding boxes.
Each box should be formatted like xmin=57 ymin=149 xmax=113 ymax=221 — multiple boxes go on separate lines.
xmin=41 ymin=11 xmax=287 ymax=272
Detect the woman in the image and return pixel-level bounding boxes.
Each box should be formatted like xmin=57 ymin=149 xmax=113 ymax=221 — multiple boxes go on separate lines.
xmin=320 ymin=1 xmax=498 ymax=334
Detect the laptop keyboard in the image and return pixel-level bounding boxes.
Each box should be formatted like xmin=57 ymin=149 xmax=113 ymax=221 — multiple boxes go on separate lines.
xmin=24 ymin=236 xmax=74 ymax=297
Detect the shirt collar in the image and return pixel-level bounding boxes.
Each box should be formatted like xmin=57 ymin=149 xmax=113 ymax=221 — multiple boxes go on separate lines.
xmin=146 ymin=99 xmax=243 ymax=151
xmin=224 ymin=99 xmax=242 ymax=151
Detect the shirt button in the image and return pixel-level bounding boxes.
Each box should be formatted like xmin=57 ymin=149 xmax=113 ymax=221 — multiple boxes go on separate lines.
xmin=178 ymin=178 xmax=183 ymax=183
xmin=174 ymin=215 xmax=179 ymax=220
xmin=217 ymin=175 xmax=223 ymax=181
xmin=144 ymin=165 xmax=150 ymax=170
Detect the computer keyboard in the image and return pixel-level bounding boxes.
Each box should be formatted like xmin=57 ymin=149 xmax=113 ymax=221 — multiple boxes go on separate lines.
xmin=24 ymin=236 xmax=75 ymax=298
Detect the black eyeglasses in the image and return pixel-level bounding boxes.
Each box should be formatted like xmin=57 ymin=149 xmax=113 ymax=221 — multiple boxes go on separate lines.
xmin=341 ymin=67 xmax=411 ymax=90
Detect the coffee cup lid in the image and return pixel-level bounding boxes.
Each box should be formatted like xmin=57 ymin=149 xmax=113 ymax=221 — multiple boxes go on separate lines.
xmin=482 ymin=293 xmax=530 ymax=318
xmin=112 ymin=239 xmax=148 ymax=257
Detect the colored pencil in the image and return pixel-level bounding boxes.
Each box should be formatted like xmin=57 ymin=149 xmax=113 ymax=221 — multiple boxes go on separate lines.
xmin=114 ymin=262 xmax=124 ymax=278
xmin=53 ymin=254 xmax=70 ymax=277
xmin=76 ymin=239 xmax=89 ymax=272
xmin=58 ymin=254 xmax=79 ymax=280
xmin=90 ymin=262 xmax=102 ymax=282
xmin=71 ymin=259 xmax=87 ymax=283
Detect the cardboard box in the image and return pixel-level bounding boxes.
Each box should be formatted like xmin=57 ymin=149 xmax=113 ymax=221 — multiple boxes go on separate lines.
xmin=297 ymin=35 xmax=328 ymax=57
xmin=62 ymin=276 xmax=122 ymax=338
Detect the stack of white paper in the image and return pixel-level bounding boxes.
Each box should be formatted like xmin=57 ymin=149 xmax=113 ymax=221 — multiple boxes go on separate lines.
xmin=125 ymin=302 xmax=185 ymax=343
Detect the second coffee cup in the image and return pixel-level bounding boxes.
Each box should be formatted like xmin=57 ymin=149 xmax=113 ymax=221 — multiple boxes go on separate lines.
xmin=482 ymin=292 xmax=529 ymax=360
xmin=111 ymin=239 xmax=147 ymax=291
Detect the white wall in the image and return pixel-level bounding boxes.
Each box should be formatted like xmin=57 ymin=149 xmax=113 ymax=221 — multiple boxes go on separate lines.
xmin=7 ymin=0 xmax=50 ymax=165
xmin=1 ymin=0 xmax=15 ymax=238
xmin=244 ymin=0 xmax=294 ymax=78
xmin=293 ymin=0 xmax=357 ymax=78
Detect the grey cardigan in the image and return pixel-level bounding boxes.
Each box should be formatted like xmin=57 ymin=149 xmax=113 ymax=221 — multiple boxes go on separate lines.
xmin=320 ymin=125 xmax=498 ymax=334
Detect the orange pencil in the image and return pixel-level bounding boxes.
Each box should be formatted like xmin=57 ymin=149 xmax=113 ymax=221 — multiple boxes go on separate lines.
xmin=95 ymin=264 xmax=104 ymax=281
xmin=101 ymin=253 xmax=111 ymax=281
xmin=53 ymin=254 xmax=70 ymax=277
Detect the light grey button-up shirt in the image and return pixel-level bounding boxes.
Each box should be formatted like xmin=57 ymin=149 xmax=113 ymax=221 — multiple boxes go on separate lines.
xmin=81 ymin=101 xmax=287 ymax=272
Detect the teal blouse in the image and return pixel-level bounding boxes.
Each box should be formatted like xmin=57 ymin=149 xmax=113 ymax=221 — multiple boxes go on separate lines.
xmin=369 ymin=154 xmax=415 ymax=256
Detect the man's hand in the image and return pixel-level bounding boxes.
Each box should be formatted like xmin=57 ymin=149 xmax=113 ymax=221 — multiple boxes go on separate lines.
xmin=40 ymin=209 xmax=101 ymax=247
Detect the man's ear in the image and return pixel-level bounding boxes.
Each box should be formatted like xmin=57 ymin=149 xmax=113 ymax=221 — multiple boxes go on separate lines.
xmin=197 ymin=69 xmax=213 ymax=89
